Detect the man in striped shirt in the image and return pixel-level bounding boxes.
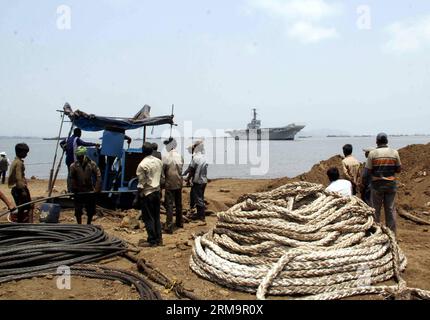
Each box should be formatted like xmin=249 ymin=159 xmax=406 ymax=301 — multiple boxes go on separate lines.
xmin=366 ymin=133 xmax=402 ymax=234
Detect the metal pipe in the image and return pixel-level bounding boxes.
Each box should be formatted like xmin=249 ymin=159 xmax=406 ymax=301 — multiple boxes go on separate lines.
xmin=0 ymin=190 xmax=137 ymax=218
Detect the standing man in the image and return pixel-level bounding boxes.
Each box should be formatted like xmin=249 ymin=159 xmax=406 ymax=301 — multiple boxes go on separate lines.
xmin=70 ymin=146 xmax=102 ymax=225
xmin=162 ymin=138 xmax=184 ymax=234
xmin=360 ymin=147 xmax=374 ymax=205
xmin=341 ymin=144 xmax=361 ymax=195
xmin=0 ymin=152 xmax=10 ymax=184
xmin=184 ymin=141 xmax=208 ymax=223
xmin=8 ymin=143 xmax=33 ymax=223
xmin=60 ymin=128 xmax=100 ymax=191
xmin=137 ymin=142 xmax=163 ymax=247
xmin=151 ymin=143 xmax=162 ymax=160
xmin=366 ymin=133 xmax=401 ymax=234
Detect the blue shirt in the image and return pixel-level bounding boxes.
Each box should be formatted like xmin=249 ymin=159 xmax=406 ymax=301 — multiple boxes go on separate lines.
xmin=61 ymin=135 xmax=97 ymax=167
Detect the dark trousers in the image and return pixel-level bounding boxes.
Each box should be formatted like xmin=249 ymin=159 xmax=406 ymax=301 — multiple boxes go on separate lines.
xmin=191 ymin=183 xmax=207 ymax=220
xmin=0 ymin=170 xmax=6 ymax=184
xmin=361 ymin=186 xmax=371 ymax=206
xmin=66 ymin=165 xmax=72 ymax=193
xmin=11 ymin=186 xmax=33 ymax=223
xmin=74 ymin=193 xmax=96 ymax=224
xmin=141 ymin=191 xmax=162 ymax=245
xmin=165 ymin=189 xmax=183 ymax=230
xmin=371 ymin=188 xmax=397 ymax=234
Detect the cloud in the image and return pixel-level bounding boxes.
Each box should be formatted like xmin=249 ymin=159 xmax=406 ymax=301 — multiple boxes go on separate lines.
xmin=383 ymin=15 xmax=430 ymax=53
xmin=248 ymin=0 xmax=341 ymax=44
xmin=288 ymin=21 xmax=338 ymax=43
xmin=251 ymin=0 xmax=341 ymax=21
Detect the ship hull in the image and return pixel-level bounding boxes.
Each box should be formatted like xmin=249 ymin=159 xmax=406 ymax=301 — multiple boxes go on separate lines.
xmin=226 ymin=125 xmax=305 ymax=141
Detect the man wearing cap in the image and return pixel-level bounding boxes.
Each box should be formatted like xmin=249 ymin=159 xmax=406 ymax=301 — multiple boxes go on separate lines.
xmin=60 ymin=128 xmax=100 ymax=192
xmin=137 ymin=142 xmax=164 ymax=247
xmin=162 ymin=138 xmax=184 ymax=234
xmin=8 ymin=143 xmax=33 ymax=223
xmin=0 ymin=152 xmax=10 ymax=184
xmin=366 ymin=133 xmax=402 ymax=234
xmin=70 ymin=146 xmax=102 ymax=225
xmin=183 ymin=140 xmax=208 ymax=223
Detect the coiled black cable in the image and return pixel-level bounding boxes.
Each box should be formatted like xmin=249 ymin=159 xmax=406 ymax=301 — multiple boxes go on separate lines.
xmin=0 ymin=264 xmax=162 ymax=300
xmin=0 ymin=224 xmax=127 ymax=277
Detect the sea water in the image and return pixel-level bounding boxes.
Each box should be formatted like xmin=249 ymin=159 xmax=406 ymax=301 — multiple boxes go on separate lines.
xmin=0 ymin=136 xmax=428 ymax=180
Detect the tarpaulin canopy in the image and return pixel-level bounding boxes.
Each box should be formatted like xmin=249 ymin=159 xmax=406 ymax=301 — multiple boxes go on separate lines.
xmin=63 ymin=103 xmax=174 ymax=132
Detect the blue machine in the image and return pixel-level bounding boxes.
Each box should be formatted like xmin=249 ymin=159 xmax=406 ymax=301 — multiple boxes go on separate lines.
xmin=60 ymin=103 xmax=174 ymax=209
xmin=101 ymin=130 xmax=125 ymax=158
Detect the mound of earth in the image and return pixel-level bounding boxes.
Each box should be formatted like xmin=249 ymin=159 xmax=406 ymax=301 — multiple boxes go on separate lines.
xmin=262 ymin=143 xmax=430 ymax=213
xmin=396 ymin=143 xmax=430 ymax=211
xmin=262 ymin=155 xmax=344 ymax=191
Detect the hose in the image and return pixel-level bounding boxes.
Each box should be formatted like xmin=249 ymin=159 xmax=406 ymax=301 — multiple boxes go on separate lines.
xmin=0 ymin=190 xmax=137 ymax=219
xmin=190 ymin=181 xmax=430 ymax=300
xmin=0 ymin=224 xmax=128 ymax=277
xmin=0 ymin=264 xmax=162 ymax=300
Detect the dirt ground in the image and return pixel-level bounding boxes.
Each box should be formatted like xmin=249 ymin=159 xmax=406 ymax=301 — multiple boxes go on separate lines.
xmin=0 ymin=143 xmax=429 ymax=300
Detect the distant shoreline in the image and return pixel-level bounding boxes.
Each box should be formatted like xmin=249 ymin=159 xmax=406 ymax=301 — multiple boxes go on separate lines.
xmin=1 ymin=134 xmax=430 ymax=140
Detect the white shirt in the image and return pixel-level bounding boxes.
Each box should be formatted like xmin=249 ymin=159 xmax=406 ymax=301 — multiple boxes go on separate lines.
xmin=190 ymin=152 xmax=208 ymax=184
xmin=326 ymin=179 xmax=353 ymax=197
xmin=136 ymin=155 xmax=163 ymax=196
xmin=162 ymin=149 xmax=184 ymax=190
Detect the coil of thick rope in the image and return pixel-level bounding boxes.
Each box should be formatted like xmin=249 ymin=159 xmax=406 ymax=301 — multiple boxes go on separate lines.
xmin=0 ymin=264 xmax=161 ymax=300
xmin=190 ymin=182 xmax=430 ymax=300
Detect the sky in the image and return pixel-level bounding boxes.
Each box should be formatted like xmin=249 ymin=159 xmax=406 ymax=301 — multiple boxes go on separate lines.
xmin=1 ymin=0 xmax=430 ymax=137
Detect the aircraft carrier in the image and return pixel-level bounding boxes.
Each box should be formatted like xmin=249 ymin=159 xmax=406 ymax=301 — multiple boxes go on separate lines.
xmin=226 ymin=109 xmax=305 ymax=141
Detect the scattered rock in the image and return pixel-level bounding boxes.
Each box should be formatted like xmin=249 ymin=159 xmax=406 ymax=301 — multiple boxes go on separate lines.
xmin=114 ymin=280 xmax=122 ymax=285
xmin=413 ymin=178 xmax=425 ymax=183
xmin=45 ymin=275 xmax=54 ymax=280
xmin=219 ymin=189 xmax=231 ymax=193
xmin=120 ymin=216 xmax=140 ymax=230
xmin=176 ymin=242 xmax=190 ymax=251
xmin=219 ymin=290 xmax=230 ymax=297
xmin=423 ymin=229 xmax=429 ymax=233
xmin=31 ymin=176 xmax=37 ymax=180
xmin=174 ymin=252 xmax=182 ymax=258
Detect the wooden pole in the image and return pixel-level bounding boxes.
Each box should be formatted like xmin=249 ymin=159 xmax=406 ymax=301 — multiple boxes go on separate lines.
xmin=49 ymin=122 xmax=75 ymax=197
xmin=48 ymin=111 xmax=65 ymax=193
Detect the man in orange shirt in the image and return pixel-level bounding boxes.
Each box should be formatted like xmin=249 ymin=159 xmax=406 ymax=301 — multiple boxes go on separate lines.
xmin=366 ymin=133 xmax=402 ymax=234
